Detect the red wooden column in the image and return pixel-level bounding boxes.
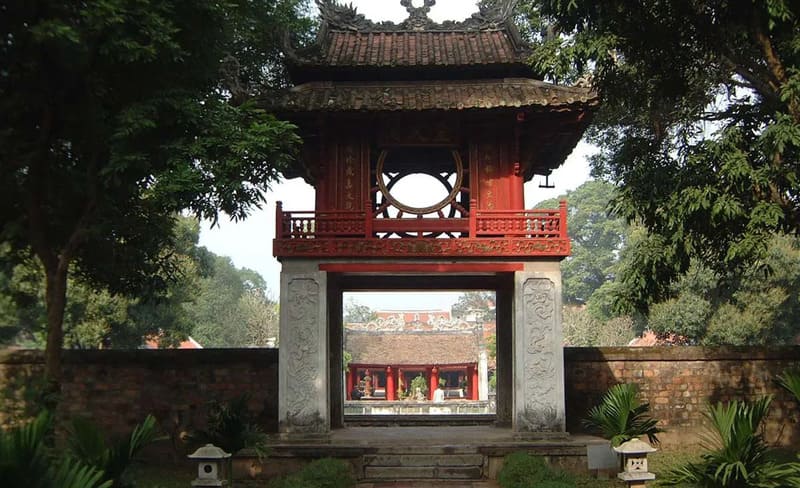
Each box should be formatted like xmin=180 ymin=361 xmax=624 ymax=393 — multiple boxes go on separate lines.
xmin=386 ymin=366 xmax=396 ymax=401
xmin=346 ymin=366 xmax=354 ymax=400
xmin=469 ymin=364 xmax=479 ymax=400
xmin=429 ymin=366 xmax=439 ymax=400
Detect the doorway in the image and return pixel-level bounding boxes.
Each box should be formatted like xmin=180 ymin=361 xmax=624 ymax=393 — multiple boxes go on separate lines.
xmin=327 ymin=273 xmax=514 ymax=429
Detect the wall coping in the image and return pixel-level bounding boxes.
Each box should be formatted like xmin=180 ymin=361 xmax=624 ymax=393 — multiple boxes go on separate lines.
xmin=3 ymin=346 xmax=798 ymax=366
xmin=0 ymin=348 xmax=278 ymax=366
xmin=564 ymin=346 xmax=800 ymax=362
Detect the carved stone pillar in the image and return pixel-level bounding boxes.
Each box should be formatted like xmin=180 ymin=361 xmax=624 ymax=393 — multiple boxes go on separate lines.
xmin=278 ymin=261 xmax=329 ymax=436
xmin=513 ymin=271 xmax=566 ymax=433
xmin=478 ymin=350 xmax=489 ymax=401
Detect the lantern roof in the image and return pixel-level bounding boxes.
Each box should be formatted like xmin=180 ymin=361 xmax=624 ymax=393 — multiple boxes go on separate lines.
xmin=613 ymin=438 xmax=658 ymax=454
xmin=188 ymin=444 xmax=232 ymax=460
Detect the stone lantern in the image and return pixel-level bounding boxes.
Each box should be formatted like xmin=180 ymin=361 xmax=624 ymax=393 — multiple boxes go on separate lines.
xmin=188 ymin=443 xmax=231 ymax=487
xmin=613 ymin=438 xmax=657 ymax=488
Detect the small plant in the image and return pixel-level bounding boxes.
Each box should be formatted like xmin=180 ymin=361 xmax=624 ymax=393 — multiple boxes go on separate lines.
xmin=582 ymin=383 xmax=661 ymax=447
xmin=778 ymin=369 xmax=800 ymax=404
xmin=268 ymin=457 xmax=356 ymax=488
xmin=67 ymin=414 xmax=160 ymax=487
xmin=663 ymin=396 xmax=800 ymax=487
xmin=0 ymin=410 xmax=111 ymax=488
xmin=194 ymin=393 xmax=269 ymax=457
xmin=409 ymin=373 xmax=428 ymax=397
xmin=497 ymin=452 xmax=575 ymax=488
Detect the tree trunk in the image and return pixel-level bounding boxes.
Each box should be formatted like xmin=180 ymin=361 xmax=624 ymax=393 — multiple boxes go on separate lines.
xmin=43 ymin=262 xmax=69 ymax=407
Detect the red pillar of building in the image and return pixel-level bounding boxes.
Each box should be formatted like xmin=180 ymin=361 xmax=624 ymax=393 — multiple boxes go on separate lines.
xmin=346 ymin=366 xmax=354 ymax=400
xmin=429 ymin=366 xmax=439 ymax=401
xmin=386 ymin=366 xmax=396 ymax=401
xmin=470 ymin=364 xmax=479 ymax=400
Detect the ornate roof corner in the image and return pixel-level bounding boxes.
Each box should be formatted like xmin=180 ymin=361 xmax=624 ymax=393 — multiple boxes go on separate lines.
xmin=574 ymin=74 xmax=594 ymax=89
xmin=473 ymin=0 xmax=518 ymax=28
xmin=316 ymin=0 xmax=383 ymax=31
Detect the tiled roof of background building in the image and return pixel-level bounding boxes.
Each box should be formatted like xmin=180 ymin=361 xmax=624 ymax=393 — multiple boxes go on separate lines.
xmin=346 ymin=331 xmax=479 ymax=365
xmin=316 ymin=30 xmax=523 ymax=67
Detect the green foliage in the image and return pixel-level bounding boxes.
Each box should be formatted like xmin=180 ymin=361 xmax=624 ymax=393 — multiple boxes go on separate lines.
xmin=643 ymin=234 xmax=800 ymax=345
xmin=268 ymin=458 xmax=356 ymax=488
xmin=0 ymin=411 xmax=111 ymax=488
xmin=450 ymin=291 xmax=496 ymax=322
xmin=343 ymin=298 xmax=377 ymax=324
xmin=536 ymin=180 xmax=631 ymax=306
xmin=193 ymin=394 xmax=268 ymax=457
xmin=523 ymin=0 xmax=800 ymax=311
xmin=409 ymin=373 xmax=428 ymax=397
xmin=664 ymin=397 xmax=800 ymax=487
xmin=1 ymin=215 xmax=278 ymax=349
xmin=582 ymin=383 xmax=661 ymax=447
xmin=189 ymin=255 xmax=278 ymax=347
xmin=497 ymin=452 xmax=575 ymax=488
xmin=0 ymin=0 xmax=310 ymax=385
xmin=778 ymin=369 xmax=800 ymax=404
xmin=67 ymin=414 xmax=160 ymax=487
xmin=562 ymin=306 xmax=636 ymax=347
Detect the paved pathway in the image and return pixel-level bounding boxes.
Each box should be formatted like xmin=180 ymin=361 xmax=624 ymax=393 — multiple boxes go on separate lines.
xmin=357 ymin=482 xmax=500 ymax=488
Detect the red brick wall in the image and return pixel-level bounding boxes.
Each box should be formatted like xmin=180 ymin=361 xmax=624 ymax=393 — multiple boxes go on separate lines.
xmin=2 ymin=347 xmax=798 ymax=447
xmin=565 ymin=347 xmax=800 ymax=446
xmin=0 ymin=349 xmax=279 ymax=444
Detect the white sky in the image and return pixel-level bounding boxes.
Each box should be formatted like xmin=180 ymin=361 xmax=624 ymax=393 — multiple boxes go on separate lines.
xmin=198 ymin=0 xmax=592 ymax=310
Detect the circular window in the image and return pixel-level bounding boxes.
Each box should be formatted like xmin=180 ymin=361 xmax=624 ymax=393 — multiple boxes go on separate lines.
xmin=376 ymin=149 xmax=464 ymax=215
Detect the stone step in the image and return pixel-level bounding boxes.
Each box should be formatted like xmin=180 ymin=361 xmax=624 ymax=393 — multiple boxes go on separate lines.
xmin=364 ymin=454 xmax=485 ymax=467
xmin=357 ymin=482 xmax=500 ymax=488
xmin=361 ymin=453 xmax=485 ymax=481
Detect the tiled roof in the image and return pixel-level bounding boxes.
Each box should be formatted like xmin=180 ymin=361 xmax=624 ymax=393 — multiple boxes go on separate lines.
xmin=266 ymin=78 xmax=597 ymax=113
xmin=317 ymin=30 xmax=523 ymax=68
xmin=346 ymin=332 xmax=479 ymax=366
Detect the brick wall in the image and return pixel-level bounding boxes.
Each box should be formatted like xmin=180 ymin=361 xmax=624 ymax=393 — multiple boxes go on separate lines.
xmin=2 ymin=346 xmax=799 ymax=447
xmin=0 ymin=348 xmax=279 ymax=447
xmin=565 ymin=346 xmax=800 ymax=446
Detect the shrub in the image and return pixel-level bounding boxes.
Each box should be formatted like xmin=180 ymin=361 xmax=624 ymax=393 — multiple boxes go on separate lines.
xmin=497 ymin=452 xmax=575 ymax=488
xmin=67 ymin=414 xmax=160 ymax=487
xmin=409 ymin=373 xmax=428 ymax=397
xmin=0 ymin=411 xmax=111 ymax=488
xmin=582 ymin=383 xmax=662 ymax=447
xmin=663 ymin=396 xmax=800 ymax=487
xmin=193 ymin=393 xmax=268 ymax=457
xmin=268 ymin=458 xmax=356 ymax=488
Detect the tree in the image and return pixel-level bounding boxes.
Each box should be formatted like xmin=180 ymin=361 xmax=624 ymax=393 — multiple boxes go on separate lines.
xmin=343 ymin=298 xmax=377 ymax=324
xmin=522 ymin=0 xmax=800 ymax=312
xmin=450 ymin=291 xmax=496 ymax=322
xmin=0 ymin=0 xmax=310 ymax=390
xmin=535 ymin=180 xmax=631 ymax=305
xmin=646 ymin=234 xmax=800 ymax=345
xmin=562 ymin=306 xmax=635 ymax=347
xmin=2 ymin=217 xmax=213 ymax=349
xmin=190 ymin=255 xmax=279 ymax=347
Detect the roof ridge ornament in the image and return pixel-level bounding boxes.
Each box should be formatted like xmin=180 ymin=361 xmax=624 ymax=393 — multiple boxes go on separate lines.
xmin=400 ymin=0 xmax=436 ymax=31
xmin=315 ymin=0 xmax=518 ymax=32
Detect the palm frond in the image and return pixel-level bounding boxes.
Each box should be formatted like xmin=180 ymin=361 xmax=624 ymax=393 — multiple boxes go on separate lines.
xmin=582 ymin=383 xmax=662 ymax=446
xmin=664 ymin=396 xmax=800 ymax=487
xmin=778 ymin=369 xmax=800 ymax=404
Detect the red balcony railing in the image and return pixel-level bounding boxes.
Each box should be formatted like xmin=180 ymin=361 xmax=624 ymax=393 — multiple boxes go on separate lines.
xmin=274 ymin=200 xmax=569 ymax=258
